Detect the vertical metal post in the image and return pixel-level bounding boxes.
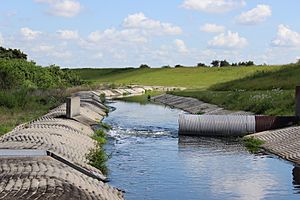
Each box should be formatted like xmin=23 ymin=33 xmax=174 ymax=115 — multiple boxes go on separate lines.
xmin=296 ymin=86 xmax=300 ymax=118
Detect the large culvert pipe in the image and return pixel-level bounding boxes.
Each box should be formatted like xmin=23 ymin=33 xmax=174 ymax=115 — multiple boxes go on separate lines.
xmin=178 ymin=114 xmax=256 ymax=136
xmin=179 ymin=114 xmax=298 ymax=136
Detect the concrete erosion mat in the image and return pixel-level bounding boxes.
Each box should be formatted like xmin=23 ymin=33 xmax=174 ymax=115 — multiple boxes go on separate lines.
xmin=0 ymin=85 xmax=175 ymax=200
xmin=2 ymin=86 xmax=300 ymax=199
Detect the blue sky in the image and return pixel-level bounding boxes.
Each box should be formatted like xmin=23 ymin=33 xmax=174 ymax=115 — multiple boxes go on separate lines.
xmin=0 ymin=0 xmax=300 ymax=68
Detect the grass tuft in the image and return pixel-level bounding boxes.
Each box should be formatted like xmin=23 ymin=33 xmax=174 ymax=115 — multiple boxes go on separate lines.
xmin=242 ymin=137 xmax=265 ymax=153
xmin=86 ymin=144 xmax=108 ymax=175
xmin=88 ymin=127 xmax=110 ymax=175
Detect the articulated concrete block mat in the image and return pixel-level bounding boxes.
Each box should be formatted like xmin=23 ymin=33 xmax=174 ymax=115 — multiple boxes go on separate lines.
xmin=0 ymin=125 xmax=105 ymax=178
xmin=153 ymin=94 xmax=253 ymax=115
xmin=246 ymin=127 xmax=300 ymax=165
xmin=0 ymin=94 xmax=125 ymax=199
xmin=0 ymin=157 xmax=124 ymax=200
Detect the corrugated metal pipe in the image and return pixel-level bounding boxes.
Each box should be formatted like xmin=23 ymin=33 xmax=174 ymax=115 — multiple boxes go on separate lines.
xmin=178 ymin=114 xmax=298 ymax=136
xmin=179 ymin=86 xmax=300 ymax=136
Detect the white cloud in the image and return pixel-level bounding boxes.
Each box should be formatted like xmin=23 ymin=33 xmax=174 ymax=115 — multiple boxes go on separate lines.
xmin=51 ymin=51 xmax=72 ymax=59
xmin=57 ymin=29 xmax=79 ymax=39
xmin=0 ymin=33 xmax=4 ymax=46
xmin=93 ymin=52 xmax=103 ymax=59
xmin=123 ymin=12 xmax=182 ymax=35
xmin=208 ymin=31 xmax=247 ymax=48
xmin=200 ymin=23 xmax=225 ymax=33
xmin=174 ymin=39 xmax=189 ymax=53
xmin=237 ymin=4 xmax=271 ymax=25
xmin=20 ymin=27 xmax=42 ymax=40
xmin=272 ymin=24 xmax=300 ymax=47
xmin=181 ymin=0 xmax=246 ymax=13
xmin=35 ymin=0 xmax=81 ymax=18
xmin=31 ymin=45 xmax=54 ymax=52
xmin=88 ymin=28 xmax=147 ymax=44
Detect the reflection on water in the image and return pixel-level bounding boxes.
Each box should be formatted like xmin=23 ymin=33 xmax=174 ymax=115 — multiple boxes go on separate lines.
xmin=104 ymin=101 xmax=300 ymax=200
xmin=293 ymin=166 xmax=300 ymax=192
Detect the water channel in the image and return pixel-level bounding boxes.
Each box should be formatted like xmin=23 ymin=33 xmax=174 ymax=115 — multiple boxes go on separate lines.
xmin=103 ymin=101 xmax=300 ymax=200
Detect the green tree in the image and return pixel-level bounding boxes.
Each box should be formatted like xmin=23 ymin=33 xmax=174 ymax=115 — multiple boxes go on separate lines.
xmin=197 ymin=62 xmax=206 ymax=67
xmin=139 ymin=64 xmax=150 ymax=68
xmin=174 ymin=64 xmax=184 ymax=68
xmin=211 ymin=60 xmax=220 ymax=67
xmin=0 ymin=47 xmax=27 ymax=60
xmin=220 ymin=60 xmax=230 ymax=67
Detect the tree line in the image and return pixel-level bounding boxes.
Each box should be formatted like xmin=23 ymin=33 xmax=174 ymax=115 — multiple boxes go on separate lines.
xmin=138 ymin=60 xmax=256 ymax=69
xmin=0 ymin=46 xmax=83 ymax=90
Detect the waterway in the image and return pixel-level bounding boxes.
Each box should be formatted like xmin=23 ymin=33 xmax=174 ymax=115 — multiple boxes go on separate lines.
xmin=104 ymin=101 xmax=300 ymax=200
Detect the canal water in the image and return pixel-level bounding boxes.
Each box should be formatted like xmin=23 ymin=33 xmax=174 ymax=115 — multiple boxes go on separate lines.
xmin=103 ymin=101 xmax=300 ymax=200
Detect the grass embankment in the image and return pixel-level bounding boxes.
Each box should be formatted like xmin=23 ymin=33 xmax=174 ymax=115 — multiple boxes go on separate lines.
xmin=74 ymin=66 xmax=280 ymax=89
xmin=171 ymin=89 xmax=294 ymax=116
xmin=75 ymin=64 xmax=299 ymax=116
xmin=117 ymin=91 xmax=164 ymax=104
xmin=170 ymin=64 xmax=300 ymax=116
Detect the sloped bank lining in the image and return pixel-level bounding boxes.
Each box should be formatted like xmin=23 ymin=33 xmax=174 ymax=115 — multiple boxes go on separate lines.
xmin=0 ymin=90 xmax=124 ymax=200
xmin=153 ymin=93 xmax=300 ymax=166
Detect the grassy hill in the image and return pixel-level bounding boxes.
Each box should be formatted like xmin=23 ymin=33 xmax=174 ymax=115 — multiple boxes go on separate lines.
xmin=74 ymin=66 xmax=283 ymax=89
xmin=74 ymin=64 xmax=300 ymax=116
xmin=210 ymin=63 xmax=300 ymax=91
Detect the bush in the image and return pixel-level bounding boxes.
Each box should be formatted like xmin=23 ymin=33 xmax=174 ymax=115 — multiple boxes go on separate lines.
xmin=197 ymin=63 xmax=206 ymax=67
xmin=0 ymin=46 xmax=27 ymax=60
xmin=86 ymin=144 xmax=108 ymax=175
xmin=0 ymin=59 xmax=83 ymax=90
xmin=139 ymin=64 xmax=150 ymax=68
xmin=174 ymin=64 xmax=184 ymax=68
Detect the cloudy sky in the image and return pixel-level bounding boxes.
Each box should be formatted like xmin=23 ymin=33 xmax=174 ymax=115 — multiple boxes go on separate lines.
xmin=0 ymin=0 xmax=299 ymax=68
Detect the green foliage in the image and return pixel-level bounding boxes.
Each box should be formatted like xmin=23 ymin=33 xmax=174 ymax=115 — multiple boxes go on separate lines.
xmin=0 ymin=46 xmax=27 ymax=60
xmin=174 ymin=64 xmax=184 ymax=68
xmin=197 ymin=62 xmax=206 ymax=67
xmin=88 ymin=128 xmax=109 ymax=175
xmin=92 ymin=129 xmax=107 ymax=144
xmin=220 ymin=60 xmax=230 ymax=67
xmin=86 ymin=144 xmax=108 ymax=175
xmin=0 ymin=59 xmax=83 ymax=90
xmin=170 ymin=89 xmax=294 ymax=116
xmin=242 ymin=137 xmax=265 ymax=153
xmin=211 ymin=60 xmax=220 ymax=67
xmin=139 ymin=64 xmax=150 ymax=68
xmin=0 ymin=90 xmax=67 ymax=135
xmin=100 ymin=122 xmax=112 ymax=130
xmin=99 ymin=93 xmax=106 ymax=102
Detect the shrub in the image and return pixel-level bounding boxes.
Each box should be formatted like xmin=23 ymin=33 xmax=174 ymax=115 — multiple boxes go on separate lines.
xmin=243 ymin=137 xmax=265 ymax=153
xmin=139 ymin=64 xmax=150 ymax=68
xmin=0 ymin=59 xmax=83 ymax=90
xmin=100 ymin=122 xmax=112 ymax=130
xmin=197 ymin=63 xmax=206 ymax=67
xmin=174 ymin=64 xmax=184 ymax=68
xmin=86 ymin=144 xmax=108 ymax=175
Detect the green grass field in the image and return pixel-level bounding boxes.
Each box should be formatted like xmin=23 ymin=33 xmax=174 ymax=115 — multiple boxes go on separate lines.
xmin=74 ymin=64 xmax=300 ymax=116
xmin=74 ymin=66 xmax=283 ymax=89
